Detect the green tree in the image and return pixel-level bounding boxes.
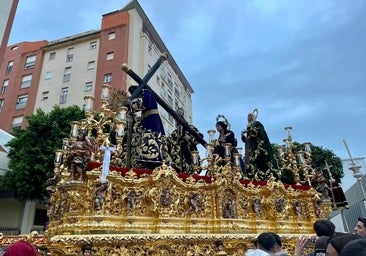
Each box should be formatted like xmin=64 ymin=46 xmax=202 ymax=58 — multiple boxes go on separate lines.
xmin=3 ymin=105 xmax=84 ymax=202
xmin=272 ymin=142 xmax=344 ymax=184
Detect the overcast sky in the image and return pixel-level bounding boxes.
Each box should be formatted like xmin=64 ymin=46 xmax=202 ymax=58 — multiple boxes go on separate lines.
xmin=9 ymin=0 xmax=366 ymax=188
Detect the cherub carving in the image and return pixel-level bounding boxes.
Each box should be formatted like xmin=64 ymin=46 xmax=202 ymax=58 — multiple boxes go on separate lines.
xmin=253 ymin=198 xmax=264 ymax=216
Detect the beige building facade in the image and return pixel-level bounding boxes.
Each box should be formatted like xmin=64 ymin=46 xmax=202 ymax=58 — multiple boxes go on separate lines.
xmin=0 ymin=0 xmax=194 ymax=234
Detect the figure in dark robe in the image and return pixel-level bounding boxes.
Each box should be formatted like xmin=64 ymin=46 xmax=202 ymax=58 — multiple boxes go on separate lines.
xmin=129 ymin=86 xmax=167 ymax=169
xmin=241 ymin=109 xmax=278 ymax=180
xmin=212 ymin=115 xmax=245 ymax=176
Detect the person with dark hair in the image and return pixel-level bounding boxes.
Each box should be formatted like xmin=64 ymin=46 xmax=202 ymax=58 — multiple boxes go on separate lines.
xmin=268 ymin=232 xmax=290 ymax=256
xmin=241 ymin=109 xmax=276 ymax=181
xmin=269 ymin=232 xmax=282 ymax=251
xmin=341 ymin=238 xmax=366 ymax=256
xmin=313 ymin=236 xmax=330 ymax=255
xmin=354 ymin=217 xmax=366 ymax=237
xmin=326 ymin=233 xmax=360 ymax=256
xmin=245 ymin=232 xmax=276 ymax=256
xmin=4 ymin=240 xmax=38 ymax=256
xmin=313 ymin=219 xmax=336 ymax=237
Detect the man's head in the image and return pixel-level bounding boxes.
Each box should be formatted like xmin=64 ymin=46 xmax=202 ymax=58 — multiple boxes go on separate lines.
xmin=256 ymin=232 xmax=276 ymax=253
xmin=354 ymin=217 xmax=366 ymax=237
xmin=268 ymin=232 xmax=282 ymax=253
xmin=313 ymin=219 xmax=336 ymax=236
xmin=341 ymin=237 xmax=366 ymax=256
xmin=326 ymin=233 xmax=360 ymax=256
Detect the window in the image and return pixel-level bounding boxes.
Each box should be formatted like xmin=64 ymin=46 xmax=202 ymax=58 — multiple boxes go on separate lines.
xmin=106 ymin=52 xmax=114 ymax=60
xmin=11 ymin=116 xmax=23 ymax=129
xmin=63 ymin=67 xmax=71 ymax=82
xmin=2 ymin=80 xmax=9 ymax=94
xmin=104 ymin=73 xmax=112 ymax=83
xmin=167 ymin=78 xmax=173 ymax=88
xmin=90 ymin=41 xmax=97 ymax=50
xmin=6 ymin=61 xmax=14 ymax=74
xmin=45 ymin=71 xmax=53 ymax=80
xmin=16 ymin=94 xmax=28 ymax=109
xmin=41 ymin=91 xmax=49 ymax=101
xmin=49 ymin=52 xmax=56 ymax=60
xmin=148 ymin=44 xmax=152 ymax=54
xmin=108 ymin=32 xmax=116 ymax=40
xmin=167 ymin=94 xmax=173 ymax=105
xmin=20 ymin=74 xmax=32 ymax=89
xmin=66 ymin=47 xmax=74 ymax=62
xmin=25 ymin=55 xmax=36 ymax=69
xmin=87 ymin=61 xmax=95 ymax=70
xmin=60 ymin=88 xmax=68 ymax=104
xmin=0 ymin=99 xmax=4 ymax=112
xmin=174 ymin=88 xmax=180 ymax=97
xmin=85 ymin=82 xmax=93 ymax=91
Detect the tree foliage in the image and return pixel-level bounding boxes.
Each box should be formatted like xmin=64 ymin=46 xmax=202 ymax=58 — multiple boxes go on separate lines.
xmin=272 ymin=142 xmax=344 ymax=184
xmin=3 ymin=105 xmax=84 ymax=202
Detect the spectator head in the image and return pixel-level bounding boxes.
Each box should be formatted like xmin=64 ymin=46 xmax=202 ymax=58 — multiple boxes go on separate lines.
xmin=354 ymin=217 xmax=366 ymax=237
xmin=327 ymin=234 xmax=360 ymax=256
xmin=256 ymin=232 xmax=276 ymax=253
xmin=314 ymin=236 xmax=330 ymax=255
xmin=341 ymin=238 xmax=366 ymax=256
xmin=313 ymin=219 xmax=336 ymax=236
xmin=4 ymin=240 xmax=38 ymax=256
xmin=268 ymin=232 xmax=282 ymax=253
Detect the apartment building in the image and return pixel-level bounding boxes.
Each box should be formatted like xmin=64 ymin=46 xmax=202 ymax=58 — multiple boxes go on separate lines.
xmin=1 ymin=0 xmax=194 ymax=136
xmin=0 ymin=40 xmax=48 ymax=131
xmin=0 ymin=0 xmax=194 ymax=234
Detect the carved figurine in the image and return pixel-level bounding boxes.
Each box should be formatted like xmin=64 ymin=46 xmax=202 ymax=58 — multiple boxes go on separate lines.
xmin=160 ymin=188 xmax=172 ymax=207
xmin=67 ymin=132 xmax=93 ymax=181
xmin=94 ymin=182 xmax=108 ymax=211
xmin=188 ymin=193 xmax=200 ymax=213
xmin=222 ymin=194 xmax=235 ymax=218
xmin=311 ymin=169 xmax=330 ymax=202
xmin=253 ymin=198 xmax=264 ymax=216
xmin=126 ymin=189 xmax=140 ymax=213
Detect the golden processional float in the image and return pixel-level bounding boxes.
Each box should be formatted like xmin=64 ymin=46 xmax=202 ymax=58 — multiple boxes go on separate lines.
xmin=1 ymin=54 xmax=345 ymax=255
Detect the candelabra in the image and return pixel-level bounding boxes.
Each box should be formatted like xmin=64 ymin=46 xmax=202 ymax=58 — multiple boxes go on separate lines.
xmin=278 ymin=127 xmax=314 ymax=185
xmin=191 ymin=129 xmax=242 ymax=178
xmin=53 ymin=84 xmax=128 ymax=177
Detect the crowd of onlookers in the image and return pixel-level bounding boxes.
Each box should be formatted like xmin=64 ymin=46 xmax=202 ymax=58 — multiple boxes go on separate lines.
xmin=241 ymin=217 xmax=366 ymax=256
